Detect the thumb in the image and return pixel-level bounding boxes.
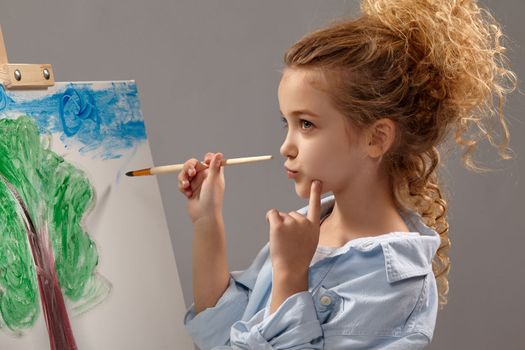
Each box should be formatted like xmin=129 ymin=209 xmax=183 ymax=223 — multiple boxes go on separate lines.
xmin=207 ymin=153 xmax=223 ymax=180
xmin=194 ymin=160 xmax=209 ymax=173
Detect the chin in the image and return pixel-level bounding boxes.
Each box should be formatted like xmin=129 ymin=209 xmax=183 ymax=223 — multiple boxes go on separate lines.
xmin=293 ymin=182 xmax=307 ymax=199
xmin=295 ymin=189 xmax=309 ymax=199
xmin=294 ymin=180 xmax=326 ymax=199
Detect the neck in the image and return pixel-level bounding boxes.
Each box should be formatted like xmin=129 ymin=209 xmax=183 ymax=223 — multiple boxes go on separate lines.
xmin=323 ymin=170 xmax=409 ymax=241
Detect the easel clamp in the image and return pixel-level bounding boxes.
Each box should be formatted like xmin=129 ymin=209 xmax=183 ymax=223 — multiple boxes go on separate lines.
xmin=0 ymin=25 xmax=54 ymax=89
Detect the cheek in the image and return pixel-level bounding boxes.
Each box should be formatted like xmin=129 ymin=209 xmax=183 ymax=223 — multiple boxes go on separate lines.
xmin=304 ymin=142 xmax=347 ymax=178
xmin=296 ymin=148 xmax=346 ymax=192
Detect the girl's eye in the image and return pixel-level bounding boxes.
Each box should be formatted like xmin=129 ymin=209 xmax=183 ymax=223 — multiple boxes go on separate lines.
xmin=301 ymin=120 xmax=313 ymax=129
xmin=280 ymin=117 xmax=313 ymax=130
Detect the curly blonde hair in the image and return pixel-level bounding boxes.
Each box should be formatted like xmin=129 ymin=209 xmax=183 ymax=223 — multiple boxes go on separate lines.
xmin=282 ymin=0 xmax=517 ymax=309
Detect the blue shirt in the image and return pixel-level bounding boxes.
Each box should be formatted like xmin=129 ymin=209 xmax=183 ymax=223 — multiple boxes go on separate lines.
xmin=183 ymin=194 xmax=441 ymax=349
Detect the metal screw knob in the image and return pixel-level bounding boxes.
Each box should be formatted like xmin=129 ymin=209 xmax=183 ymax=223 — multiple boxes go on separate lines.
xmin=43 ymin=68 xmax=50 ymax=80
xmin=14 ymin=69 xmax=22 ymax=81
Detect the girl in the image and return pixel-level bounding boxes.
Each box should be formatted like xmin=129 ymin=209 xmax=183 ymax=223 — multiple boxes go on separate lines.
xmin=178 ymin=0 xmax=517 ymax=348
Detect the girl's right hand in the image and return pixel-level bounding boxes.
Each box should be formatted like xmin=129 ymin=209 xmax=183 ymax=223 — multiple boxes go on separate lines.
xmin=178 ymin=152 xmax=225 ymax=224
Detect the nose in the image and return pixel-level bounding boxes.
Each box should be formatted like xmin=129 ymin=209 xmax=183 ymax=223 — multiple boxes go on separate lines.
xmin=279 ymin=131 xmax=297 ymax=159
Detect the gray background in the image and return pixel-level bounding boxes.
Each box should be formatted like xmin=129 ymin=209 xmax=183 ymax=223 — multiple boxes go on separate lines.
xmin=1 ymin=0 xmax=523 ymax=348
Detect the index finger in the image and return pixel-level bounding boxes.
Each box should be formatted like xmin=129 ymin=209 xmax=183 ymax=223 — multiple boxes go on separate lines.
xmin=179 ymin=158 xmax=198 ymax=180
xmin=307 ymin=180 xmax=322 ymax=224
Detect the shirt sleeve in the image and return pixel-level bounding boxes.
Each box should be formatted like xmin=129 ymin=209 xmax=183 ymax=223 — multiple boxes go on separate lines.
xmin=183 ymin=242 xmax=271 ymax=350
xmin=228 ymin=290 xmax=324 ymax=349
xmin=183 ymin=274 xmax=250 ymax=350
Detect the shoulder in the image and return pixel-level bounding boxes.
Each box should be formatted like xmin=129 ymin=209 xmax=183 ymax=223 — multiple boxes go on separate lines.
xmin=313 ymin=235 xmax=439 ymax=341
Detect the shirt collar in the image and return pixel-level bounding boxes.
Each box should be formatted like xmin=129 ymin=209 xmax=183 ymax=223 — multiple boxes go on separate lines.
xmin=296 ymin=193 xmax=441 ymax=283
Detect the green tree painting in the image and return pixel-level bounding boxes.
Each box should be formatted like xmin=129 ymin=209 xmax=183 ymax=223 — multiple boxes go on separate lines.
xmin=0 ymin=116 xmax=110 ymax=350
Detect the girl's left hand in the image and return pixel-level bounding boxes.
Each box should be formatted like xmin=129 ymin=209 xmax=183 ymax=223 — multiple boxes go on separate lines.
xmin=266 ymin=180 xmax=323 ymax=276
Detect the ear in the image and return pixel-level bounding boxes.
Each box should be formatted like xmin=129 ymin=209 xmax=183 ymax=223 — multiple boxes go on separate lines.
xmin=366 ymin=118 xmax=396 ymax=158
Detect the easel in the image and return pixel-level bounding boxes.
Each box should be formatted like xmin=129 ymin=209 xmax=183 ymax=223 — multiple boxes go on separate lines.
xmin=0 ymin=25 xmax=54 ymax=89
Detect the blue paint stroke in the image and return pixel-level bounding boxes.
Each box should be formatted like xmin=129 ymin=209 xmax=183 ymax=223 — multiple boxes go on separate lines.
xmin=0 ymin=85 xmax=15 ymax=111
xmin=0 ymin=81 xmax=147 ymax=159
xmin=59 ymin=87 xmax=101 ymax=137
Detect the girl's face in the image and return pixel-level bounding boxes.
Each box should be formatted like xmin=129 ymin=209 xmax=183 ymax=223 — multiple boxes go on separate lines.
xmin=278 ymin=68 xmax=369 ymax=199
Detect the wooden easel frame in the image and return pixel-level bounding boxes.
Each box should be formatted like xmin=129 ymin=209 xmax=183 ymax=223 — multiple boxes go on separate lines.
xmin=0 ymin=25 xmax=54 ymax=89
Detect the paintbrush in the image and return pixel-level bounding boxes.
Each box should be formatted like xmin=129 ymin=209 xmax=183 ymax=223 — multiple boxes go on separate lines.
xmin=125 ymin=155 xmax=273 ymax=177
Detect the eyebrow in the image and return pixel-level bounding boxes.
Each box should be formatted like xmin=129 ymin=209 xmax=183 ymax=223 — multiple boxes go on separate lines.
xmin=280 ymin=109 xmax=321 ymax=119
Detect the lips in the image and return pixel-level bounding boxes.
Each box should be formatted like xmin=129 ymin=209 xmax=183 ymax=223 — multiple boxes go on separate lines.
xmin=284 ymin=165 xmax=299 ymax=179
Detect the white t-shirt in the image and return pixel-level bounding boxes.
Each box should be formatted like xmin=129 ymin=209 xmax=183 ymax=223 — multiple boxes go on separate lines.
xmin=310 ymin=245 xmax=338 ymax=266
xmin=310 ymin=209 xmax=338 ymax=266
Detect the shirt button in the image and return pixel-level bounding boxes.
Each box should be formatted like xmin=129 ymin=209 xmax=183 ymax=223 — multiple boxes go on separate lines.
xmin=320 ymin=295 xmax=332 ymax=306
